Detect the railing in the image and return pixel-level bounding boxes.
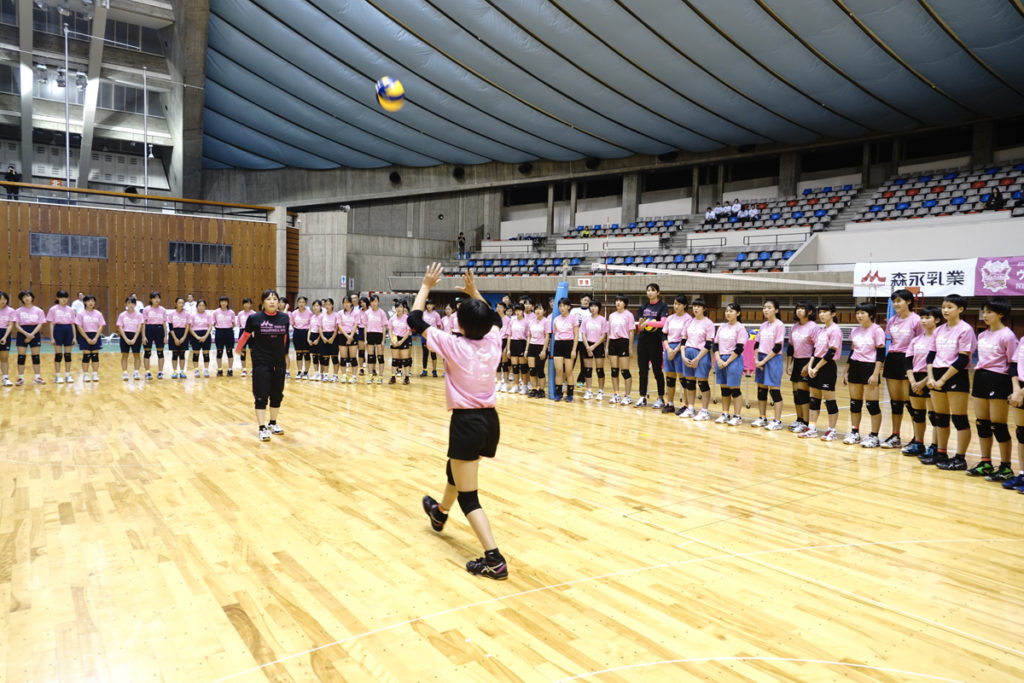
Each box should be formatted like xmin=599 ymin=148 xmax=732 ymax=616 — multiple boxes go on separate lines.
xmin=0 ymin=180 xmax=273 ymax=221
xmin=479 ymin=242 xmax=535 ymax=254
xmin=742 ymin=232 xmax=809 ymax=247
xmin=685 ymin=235 xmax=726 ymax=249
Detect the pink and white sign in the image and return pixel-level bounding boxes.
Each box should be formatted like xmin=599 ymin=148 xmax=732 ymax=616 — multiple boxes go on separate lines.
xmin=975 ymin=256 xmax=1024 ymax=297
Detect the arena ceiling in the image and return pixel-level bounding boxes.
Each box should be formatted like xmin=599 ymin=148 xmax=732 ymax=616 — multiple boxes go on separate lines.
xmin=202 ymin=0 xmax=1024 ymax=170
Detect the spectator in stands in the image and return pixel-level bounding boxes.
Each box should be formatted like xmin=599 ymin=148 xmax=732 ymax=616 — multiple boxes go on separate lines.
xmin=485 ymin=232 xmax=491 ymax=241
xmin=737 ymin=206 xmax=750 ymax=223
xmin=985 ymin=188 xmax=1006 ymax=211
xmin=749 ymin=205 xmax=760 ymax=221
xmin=581 ymin=226 xmax=592 ymax=238
xmin=704 ymin=207 xmax=716 ymax=226
xmin=456 ymin=231 xmax=466 ymax=260
xmin=5 ymin=165 xmax=20 ymax=199
xmin=714 ymin=203 xmax=728 ymax=220
xmin=731 ymin=199 xmax=741 ymax=216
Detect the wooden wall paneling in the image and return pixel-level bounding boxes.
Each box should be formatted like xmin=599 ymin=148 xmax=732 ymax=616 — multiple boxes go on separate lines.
xmin=0 ymin=203 xmax=10 ymax=294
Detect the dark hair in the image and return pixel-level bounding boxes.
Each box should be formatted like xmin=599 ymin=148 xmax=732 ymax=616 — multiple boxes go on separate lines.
xmin=18 ymin=289 xmax=33 ymax=303
xmin=854 ymin=302 xmax=876 ymax=318
xmin=359 ymin=296 xmax=370 ymax=308
xmin=311 ymin=299 xmax=322 ymax=308
xmin=323 ymin=297 xmax=334 ymax=307
xmin=83 ymin=294 xmax=96 ymax=304
xmin=795 ymin=300 xmax=816 ymax=319
xmin=296 ymin=296 xmax=307 ymax=304
xmin=513 ymin=303 xmax=525 ymax=313
xmin=369 ymin=294 xmax=379 ymax=303
xmin=762 ymin=298 xmax=779 ymax=311
xmin=589 ymin=299 xmax=601 ymax=309
xmin=124 ymin=296 xmax=135 ymax=304
xmin=646 ymin=283 xmax=660 ymax=293
xmin=260 ymin=289 xmax=279 ymax=306
xmin=175 ymin=297 xmax=184 ymax=305
xmin=149 ymin=291 xmax=160 ymax=302
xmin=520 ymin=296 xmax=533 ymax=306
xmin=534 ymin=299 xmax=546 ymax=313
xmin=0 ymin=291 xmax=8 ymax=305
xmin=724 ymin=301 xmax=741 ymax=320
xmin=425 ymin=298 xmax=434 ymax=306
xmin=818 ymin=302 xmax=837 ymax=314
xmin=942 ymin=293 xmax=968 ymax=310
xmin=197 ymin=298 xmax=206 ymax=306
xmin=56 ymin=289 xmax=69 ymax=301
xmin=674 ymin=294 xmax=689 ymax=306
xmin=342 ymin=296 xmax=353 ymax=307
xmin=242 ymin=297 xmax=252 ymax=305
xmin=615 ymin=295 xmax=629 ymax=306
xmin=496 ymin=301 xmax=506 ymax=312
xmin=580 ymin=293 xmax=592 ymax=301
xmin=920 ymin=305 xmax=941 ymax=320
xmin=691 ymin=297 xmax=706 ymax=310
xmin=394 ymin=299 xmax=407 ymax=310
xmin=558 ymin=297 xmax=571 ymax=309
xmin=219 ymin=296 xmax=229 ymax=305
xmin=890 ymin=289 xmax=915 ymax=308
xmin=457 ymin=299 xmax=495 ymax=340
xmin=983 ymin=297 xmax=1011 ymax=320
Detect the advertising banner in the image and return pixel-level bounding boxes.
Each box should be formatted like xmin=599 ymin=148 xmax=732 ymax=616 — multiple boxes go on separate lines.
xmin=975 ymin=256 xmax=1024 ymax=296
xmin=853 ymin=259 xmax=976 ymax=298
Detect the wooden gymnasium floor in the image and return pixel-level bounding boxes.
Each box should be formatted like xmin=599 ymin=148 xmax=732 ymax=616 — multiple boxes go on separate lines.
xmin=1 ymin=355 xmax=1023 ymax=683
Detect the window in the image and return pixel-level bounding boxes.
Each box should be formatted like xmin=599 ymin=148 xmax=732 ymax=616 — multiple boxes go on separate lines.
xmin=0 ymin=0 xmax=16 ymax=27
xmin=97 ymin=81 xmax=164 ymax=117
xmin=33 ymin=5 xmax=91 ymax=37
xmin=30 ymin=233 xmax=107 ymax=259
xmin=0 ymin=62 xmax=18 ymax=95
xmin=169 ymin=242 xmax=233 ymax=266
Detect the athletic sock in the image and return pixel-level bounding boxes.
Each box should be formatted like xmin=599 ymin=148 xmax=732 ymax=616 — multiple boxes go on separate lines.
xmin=269 ymin=420 xmax=277 ymax=426
xmin=484 ymin=547 xmax=504 ymax=563
xmin=259 ymin=424 xmax=266 ymax=430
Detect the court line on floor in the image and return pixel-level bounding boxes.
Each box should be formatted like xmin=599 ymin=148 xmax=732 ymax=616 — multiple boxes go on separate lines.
xmin=208 ymin=536 xmax=1021 ymax=683
xmin=551 ymin=657 xmax=964 ymax=682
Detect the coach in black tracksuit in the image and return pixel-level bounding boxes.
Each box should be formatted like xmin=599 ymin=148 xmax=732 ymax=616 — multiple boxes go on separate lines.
xmin=236 ymin=289 xmax=290 ymax=441
xmin=635 ymin=283 xmax=669 ymax=408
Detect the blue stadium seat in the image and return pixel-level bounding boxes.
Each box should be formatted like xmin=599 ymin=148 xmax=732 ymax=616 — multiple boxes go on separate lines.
xmin=814 ymin=209 xmax=827 ymax=217
xmin=770 ymin=212 xmax=781 ymax=220
xmin=501 ymin=259 xmax=510 ymax=267
xmin=981 ymin=193 xmax=991 ymax=202
xmin=951 ymin=197 xmax=966 ymax=205
xmin=552 ymin=258 xmax=562 ymax=266
xmin=570 ymin=257 xmax=581 ymax=266
xmin=893 ymin=178 xmax=907 ymax=186
xmin=594 ymin=225 xmax=601 ymax=230
xmin=802 ymin=188 xmax=813 ymax=195
xmin=896 ymin=202 xmax=909 ymax=211
xmin=576 ymin=225 xmax=585 ymax=231
xmin=611 ymin=223 xmax=619 ymax=229
xmin=1014 ymin=191 xmax=1022 ymax=200
xmin=729 ymin=216 xmax=738 ymax=223
xmin=1014 ymin=163 xmax=1024 ymax=172
xmin=985 ymin=167 xmax=999 ymax=175
xmin=918 ymin=175 xmax=931 ymax=183
xmin=646 ymin=221 xmax=655 ymax=227
xmin=843 ymin=184 xmax=853 ymax=191
xmin=643 ymin=255 xmax=654 ymax=264
xmin=735 ymin=253 xmax=747 ymax=263
xmin=673 ymin=254 xmax=685 ymax=263
xmin=628 ymin=222 xmax=637 ymax=228
xmin=943 ymin=172 xmax=958 ymax=180
xmin=758 ymin=251 xmax=771 ymax=261
xmin=624 ymin=256 xmax=635 ymax=265
xmin=922 ymin=199 xmax=937 ymax=208
xmin=869 ymin=205 xmax=883 ymax=212
xmin=468 ymin=259 xmax=477 ymax=267
xmin=606 ymin=257 xmax=615 ymax=264
xmin=664 ymin=220 xmax=674 ymax=227
xmin=783 ymin=250 xmax=795 ymax=259
xmin=792 ymin=210 xmax=804 ymax=218
xmin=484 ymin=259 xmax=493 ymax=267
xmin=694 ymin=253 xmax=706 ymax=263
xmin=822 ymin=186 xmax=833 ymax=192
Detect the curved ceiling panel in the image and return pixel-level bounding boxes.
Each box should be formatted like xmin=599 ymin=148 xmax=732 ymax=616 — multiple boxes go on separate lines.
xmin=204 ymin=0 xmax=1024 ymax=169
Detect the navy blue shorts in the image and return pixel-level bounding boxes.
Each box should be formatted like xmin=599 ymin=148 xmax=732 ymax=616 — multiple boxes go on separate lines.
xmin=16 ymin=325 xmax=41 ymax=348
xmin=356 ymin=327 xmax=366 ymax=342
xmin=144 ymin=324 xmax=165 ymax=348
xmin=79 ymin=337 xmax=102 ymax=352
xmin=214 ymin=328 xmax=235 ymax=350
xmin=52 ymin=323 xmax=75 ymax=346
xmin=755 ymin=353 xmax=783 ymax=387
xmin=168 ymin=330 xmax=189 ymax=352
xmin=292 ymin=330 xmax=310 ymax=351
xmin=682 ymin=346 xmax=711 ymax=378
xmin=191 ymin=335 xmax=212 ymax=351
xmin=716 ymin=357 xmax=743 ymax=387
xmin=120 ymin=337 xmax=142 ymax=354
xmin=662 ymin=342 xmax=685 ymax=374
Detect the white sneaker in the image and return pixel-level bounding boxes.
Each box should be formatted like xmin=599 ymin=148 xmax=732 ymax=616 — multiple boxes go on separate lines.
xmin=55 ymin=375 xmax=64 ymax=384
xmin=1 ymin=376 xmax=11 ymax=387
xmin=788 ymin=420 xmax=804 ymax=431
xmin=821 ymin=428 xmax=838 ymax=442
xmin=194 ymin=369 xmax=200 ymax=378
xmin=750 ymin=417 xmax=767 ymax=428
xmin=791 ymin=423 xmax=808 ymax=435
xmin=694 ymin=409 xmax=711 ymax=421
xmin=861 ymin=435 xmax=880 ymax=448
xmin=620 ymin=396 xmax=633 ymax=406
xmin=635 ymin=396 xmax=648 ymax=408
xmin=65 ymin=372 xmax=73 ymax=382
xmin=596 ymin=390 xmax=603 ymax=400
xmin=680 ymin=406 xmax=696 ymax=419
xmin=133 ymin=371 xmax=141 ymax=380
xmin=269 ymin=423 xmax=284 ymax=435
xmin=799 ymin=426 xmax=819 ymax=439
xmin=83 ymin=374 xmax=91 ymax=382
xmin=204 ymin=369 xmax=210 ymax=378
xmin=609 ymin=393 xmax=619 ymax=404
xmin=312 ymin=372 xmax=321 ymax=381
xmin=519 ymin=384 xmax=527 ymax=395
xmin=92 ymin=371 xmax=99 ymax=381
xmin=843 ymin=431 xmax=862 ymax=445
xmin=766 ymin=419 xmax=784 ymax=431
xmin=727 ymin=415 xmax=743 ymax=426
xmin=259 ymin=426 xmax=271 ymax=442
xmin=122 ymin=371 xmax=129 ymax=381
xmin=583 ymin=390 xmax=593 ymax=400
xmin=651 ymin=398 xmax=665 ymax=409
xmin=332 ymin=374 xmax=339 ymax=383
xmin=714 ymin=413 xmax=729 ymax=424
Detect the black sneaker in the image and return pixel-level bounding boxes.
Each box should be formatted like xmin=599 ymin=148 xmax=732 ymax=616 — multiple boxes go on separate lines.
xmin=901 ymin=440 xmax=923 ymax=456
xmin=432 ymin=370 xmax=438 ymax=377
xmin=675 ymin=406 xmax=686 ymax=416
xmin=535 ymin=389 xmax=545 ymax=399
xmin=528 ymin=389 xmax=537 ymax=398
xmin=227 ymin=369 xmax=233 ymax=377
xmin=937 ymin=455 xmax=967 ymax=471
xmin=919 ymin=444 xmax=938 ymax=464
xmin=466 ymin=555 xmax=508 ymax=580
xmin=966 ymin=460 xmax=995 ymax=477
xmin=389 ymin=376 xmax=397 ymax=384
xmin=217 ymin=369 xmax=223 ymax=377
xmin=985 ymin=463 xmax=1015 ymax=482
xmin=420 ymin=370 xmax=427 ymax=377
xmin=422 ymin=495 xmax=447 ymax=532
xmin=661 ymin=403 xmax=675 ymax=414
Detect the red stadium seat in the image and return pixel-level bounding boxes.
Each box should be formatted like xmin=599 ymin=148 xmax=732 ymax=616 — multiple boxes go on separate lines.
xmin=787 ymin=199 xmax=797 ymax=207
xmin=829 ymin=196 xmax=841 ymax=203
xmin=807 ymin=197 xmax=819 ymax=205
xmin=1000 ymin=177 xmax=1014 ymax=186
xmin=882 ymin=191 xmax=895 ymax=198
xmin=906 ymin=188 xmax=919 ymax=196
xmin=971 ymin=180 xmax=985 ymax=189
xmin=930 ymin=185 xmax=945 ymax=194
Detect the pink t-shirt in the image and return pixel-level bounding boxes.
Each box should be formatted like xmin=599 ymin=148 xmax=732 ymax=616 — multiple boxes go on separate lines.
xmin=756 ymin=319 xmax=786 ymax=355
xmin=142 ymin=305 xmax=167 ymax=325
xmin=583 ymin=315 xmax=608 ymax=343
xmin=975 ymin=327 xmax=1018 ymax=374
xmin=608 ymin=310 xmax=636 ymax=340
xmin=0 ymin=306 xmax=14 ymax=335
xmin=907 ymin=333 xmax=935 ymax=373
xmin=886 ymin=313 xmax=923 ymax=354
xmin=789 ymin=321 xmax=820 ymax=359
xmin=422 ymin=310 xmax=442 ymax=329
xmin=319 ymin=312 xmax=340 ymax=336
xmin=167 ymin=310 xmax=191 ymax=330
xmin=500 ymin=315 xmax=511 ymax=339
xmin=449 ymin=310 xmax=459 ymax=333
xmin=355 ymin=308 xmax=367 ymax=328
xmin=237 ymin=309 xmax=253 ymax=331
xmin=1017 ymin=336 xmax=1024 ymax=382
xmin=389 ymin=314 xmax=410 ymax=338
xmin=527 ymin=315 xmax=549 ymax=345
xmin=46 ymin=304 xmax=76 ymax=325
xmin=685 ymin=317 xmax=715 ymax=349
xmin=813 ymin=324 xmax=843 ymax=359
xmin=338 ymin=309 xmax=360 ymax=335
xmin=117 ymin=310 xmax=144 ymax=334
xmin=15 ymin=305 xmax=46 ymax=327
xmin=552 ymin=314 xmax=576 ymax=341
xmin=77 ymin=309 xmax=105 ymax=334
xmin=213 ymin=309 xmax=236 ymax=329
xmin=308 ymin=313 xmax=322 ymax=335
xmin=849 ymin=324 xmax=885 ymax=363
xmin=364 ymin=308 xmax=388 ymax=333
xmin=426 ymin=324 xmax=502 ymax=411
xmin=509 ymin=316 xmax=529 ymax=340
xmin=664 ymin=313 xmax=690 ymax=344
xmin=190 ymin=311 xmax=214 ymax=332
xmin=715 ymin=322 xmax=746 ymax=357
xmin=933 ymin=320 xmax=976 ymax=369
xmin=290 ymin=308 xmax=313 ymax=330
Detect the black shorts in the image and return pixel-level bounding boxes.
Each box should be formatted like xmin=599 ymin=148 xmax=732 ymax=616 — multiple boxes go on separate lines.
xmin=252 ymin=363 xmax=285 ymax=409
xmin=809 ymin=359 xmax=837 ymax=391
xmin=932 ymin=368 xmax=969 ymax=393
xmin=79 ymin=337 xmax=102 ymax=352
xmin=910 ymin=370 xmax=930 ymax=399
xmin=120 ymin=337 xmax=142 ymax=354
xmin=292 ymin=330 xmax=310 ymax=351
xmin=883 ymin=352 xmax=908 ymax=381
xmin=339 ymin=336 xmax=358 ymax=348
xmin=168 ymin=330 xmax=189 ymax=352
xmin=971 ymin=369 xmax=1012 ymax=400
xmin=320 ymin=339 xmax=338 ymax=356
xmin=790 ymin=357 xmax=810 ymax=383
xmin=509 ymin=339 xmax=527 ymax=357
xmin=16 ymin=325 xmax=41 ymax=348
xmin=144 ymin=324 xmax=165 ymax=348
xmin=366 ymin=332 xmax=384 ymax=345
xmin=0 ymin=335 xmax=9 ymax=351
xmin=215 ymin=328 xmax=235 ymax=350
xmin=191 ymin=335 xmax=212 ymax=351
xmin=393 ymin=338 xmax=411 ymax=350
xmin=52 ymin=323 xmax=75 ymax=346
xmin=448 ymin=408 xmax=500 ymax=461
xmin=356 ymin=327 xmax=365 ymax=342
xmin=608 ymin=338 xmax=630 ymax=357
xmin=583 ymin=343 xmax=605 ymax=359
xmin=847 ymin=359 xmax=878 ymax=385
xmin=527 ymin=343 xmax=545 ymax=358
xmin=552 ymin=340 xmax=574 ymax=358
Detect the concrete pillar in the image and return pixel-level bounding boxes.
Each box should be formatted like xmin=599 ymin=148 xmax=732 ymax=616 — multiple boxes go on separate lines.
xmin=17 ymin=0 xmax=35 ymax=182
xmin=165 ymin=0 xmax=208 ymax=198
xmin=298 ymin=210 xmax=348 ymax=302
xmin=778 ymin=152 xmax=800 ymax=197
xmin=691 ymin=167 xmax=699 ymax=214
xmin=569 ymin=180 xmax=578 ymax=228
xmin=75 ymin=0 xmax=109 ymax=188
xmin=715 ymin=162 xmax=725 ymax=203
xmin=270 ymin=206 xmax=289 ymax=296
xmin=621 ymin=172 xmax=640 ymax=224
xmin=971 ymin=120 xmax=995 ymax=168
xmin=861 ymin=142 xmax=870 ymax=188
xmin=546 ymin=182 xmax=554 ymax=236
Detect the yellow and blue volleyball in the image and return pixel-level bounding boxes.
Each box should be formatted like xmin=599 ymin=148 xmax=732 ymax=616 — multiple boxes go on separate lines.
xmin=375 ymin=77 xmax=405 ymax=112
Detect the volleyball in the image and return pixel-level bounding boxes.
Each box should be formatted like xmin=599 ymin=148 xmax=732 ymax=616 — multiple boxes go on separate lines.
xmin=376 ymin=77 xmax=405 ymax=112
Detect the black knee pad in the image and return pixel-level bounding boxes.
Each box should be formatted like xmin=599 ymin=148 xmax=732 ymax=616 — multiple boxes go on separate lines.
xmin=757 ymin=387 xmax=768 ymax=401
xmin=952 ymin=414 xmax=970 ymax=431
xmin=928 ymin=411 xmax=938 ymax=427
xmin=611 ymin=368 xmax=620 ymax=378
xmin=367 ymin=354 xmax=376 ymax=366
xmin=156 ymin=350 xmax=164 ymax=360
xmin=391 ymin=358 xmax=398 ymax=368
xmin=54 ymin=352 xmax=63 ymax=362
xmin=808 ymin=397 xmax=821 ymax=411
xmin=666 ymin=376 xmax=675 ymax=388
xmin=733 ymin=387 xmax=744 ymax=398
xmin=446 ymin=460 xmax=455 ymax=486
xmin=621 ymin=370 xmax=631 ymax=380
xmin=30 ymin=354 xmax=40 ymax=364
xmin=890 ymin=400 xmax=905 ymax=415
xmin=192 ymin=352 xmax=199 ymax=362
xmin=269 ymin=394 xmax=283 ymax=408
xmin=227 ymin=350 xmax=233 ymax=359
xmin=684 ymin=378 xmax=696 ymax=391
xmin=866 ymin=400 xmax=880 ymax=416
xmin=1017 ymin=425 xmax=1024 ymax=445
xmin=992 ymin=423 xmax=1010 ymax=443
xmin=934 ymin=413 xmax=950 ymax=428
xmin=457 ymin=490 xmax=481 ymax=516
xmin=527 ymin=366 xmax=536 ymax=377
xmin=850 ymin=398 xmax=863 ymax=414
xmin=216 ymin=348 xmax=224 ymax=359
xmin=584 ymin=367 xmax=593 ymax=379
xmin=826 ymin=400 xmax=839 ymax=415
xmin=596 ymin=368 xmax=605 ymax=379
xmin=976 ymin=418 xmax=992 ymax=439
xmin=65 ymin=352 xmax=72 ymax=363
xmin=377 ymin=354 xmax=385 ymax=365
xmin=358 ymin=349 xmax=366 ymax=360
xmin=910 ymin=407 xmax=926 ymax=424
xmin=770 ymin=389 xmax=783 ymax=403
xmin=143 ymin=348 xmax=151 ymax=359
xmin=793 ymin=389 xmax=809 ymax=406
xmin=254 ymin=396 xmax=268 ymax=410
xmin=202 ymin=352 xmax=210 ymax=362
xmin=698 ymin=380 xmax=710 ymax=393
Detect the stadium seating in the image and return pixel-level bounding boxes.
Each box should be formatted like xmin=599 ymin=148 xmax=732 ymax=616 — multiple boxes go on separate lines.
xmin=696 ymin=185 xmax=857 ymax=233
xmin=562 ymin=215 xmax=686 ymax=238
xmin=855 ymin=162 xmax=1023 ymax=222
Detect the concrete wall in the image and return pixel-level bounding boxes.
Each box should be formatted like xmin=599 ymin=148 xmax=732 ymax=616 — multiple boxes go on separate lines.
xmin=346 ymin=233 xmax=452 ymax=292
xmin=298 ymin=211 xmax=347 ymax=302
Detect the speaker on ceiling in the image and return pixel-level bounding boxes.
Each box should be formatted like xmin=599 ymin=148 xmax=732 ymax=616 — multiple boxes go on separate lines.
xmin=584 ymin=157 xmax=600 ymax=170
xmin=518 ymin=162 xmax=533 ymax=174
xmin=389 ymin=171 xmax=401 ymax=184
xmin=657 ymin=151 xmax=679 ymax=162
xmin=452 ymin=166 xmax=465 ymax=180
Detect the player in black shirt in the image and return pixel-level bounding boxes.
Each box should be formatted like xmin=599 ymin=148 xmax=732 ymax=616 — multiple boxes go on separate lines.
xmin=635 ymin=283 xmax=669 ymax=408
xmin=235 ymin=289 xmax=290 ymax=441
